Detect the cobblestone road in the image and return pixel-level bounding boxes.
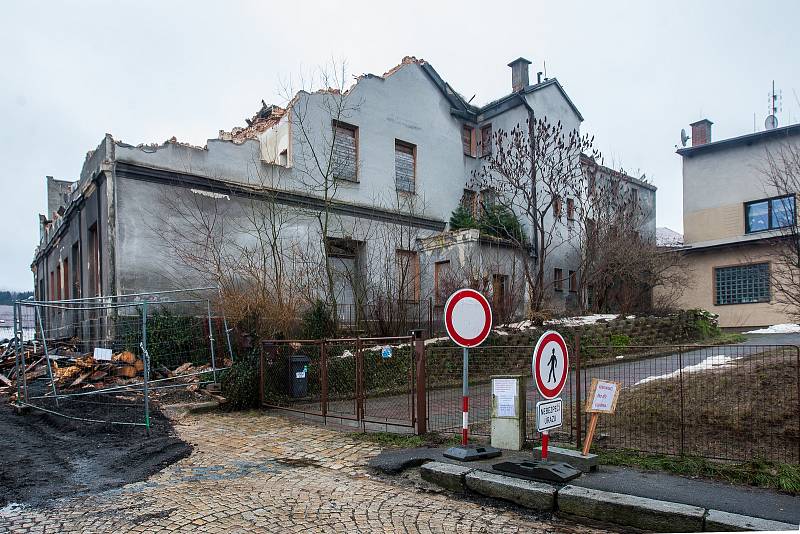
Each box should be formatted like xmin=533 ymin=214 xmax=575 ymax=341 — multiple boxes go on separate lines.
xmin=1 ymin=411 xmax=612 ymax=533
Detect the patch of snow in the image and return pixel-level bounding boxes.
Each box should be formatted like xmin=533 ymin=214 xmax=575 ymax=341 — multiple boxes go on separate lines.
xmin=634 ymin=354 xmax=740 ymax=386
xmin=191 ymin=188 xmax=230 ymax=200
xmin=424 ymin=336 xmax=450 ymax=346
xmin=495 ymin=330 xmax=509 ymax=336
xmin=745 ymin=323 xmax=800 ymax=334
xmin=615 ymin=355 xmax=624 ymax=360
xmin=339 ymin=350 xmax=354 ymax=359
xmin=546 ymin=314 xmax=618 ymax=327
xmin=656 ymin=227 xmax=683 ymax=247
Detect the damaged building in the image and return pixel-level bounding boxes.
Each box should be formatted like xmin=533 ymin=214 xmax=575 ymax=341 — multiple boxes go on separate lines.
xmin=32 ymin=56 xmax=656 ymax=332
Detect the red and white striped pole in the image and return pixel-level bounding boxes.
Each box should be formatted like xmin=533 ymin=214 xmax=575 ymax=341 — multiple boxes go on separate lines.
xmin=462 ymin=346 xmax=469 ymax=445
xmin=541 ymin=430 xmax=549 ymax=460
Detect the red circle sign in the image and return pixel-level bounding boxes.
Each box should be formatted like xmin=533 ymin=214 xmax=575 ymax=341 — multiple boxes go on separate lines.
xmin=532 ymin=330 xmax=569 ymax=399
xmin=444 ymin=289 xmax=492 ymax=348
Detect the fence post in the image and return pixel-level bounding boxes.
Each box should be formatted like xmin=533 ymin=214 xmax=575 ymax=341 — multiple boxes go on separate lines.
xmin=412 ymin=329 xmax=427 ymax=435
xmin=321 ymin=340 xmax=328 ymax=422
xmin=13 ymin=302 xmax=22 ymax=406
xmin=34 ymin=305 xmax=59 ymax=408
xmin=206 ymin=300 xmax=218 ymax=383
xmin=260 ymin=341 xmax=274 ymax=407
xmin=356 ymin=336 xmax=364 ymax=428
xmin=678 ymin=345 xmax=685 ymax=456
xmin=141 ymin=302 xmax=151 ymax=435
xmin=575 ymin=334 xmax=582 ymax=450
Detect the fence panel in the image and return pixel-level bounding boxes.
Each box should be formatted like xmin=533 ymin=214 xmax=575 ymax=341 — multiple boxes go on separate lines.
xmin=261 ymin=336 xmax=417 ymax=429
xmin=14 ymin=289 xmax=234 ymax=432
xmin=579 ymin=344 xmax=800 ymax=463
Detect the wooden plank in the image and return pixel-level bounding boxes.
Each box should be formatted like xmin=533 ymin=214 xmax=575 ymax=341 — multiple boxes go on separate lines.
xmin=0 ymin=373 xmax=12 ymax=387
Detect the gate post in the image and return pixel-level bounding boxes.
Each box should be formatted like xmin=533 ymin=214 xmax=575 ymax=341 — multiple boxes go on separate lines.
xmin=574 ymin=334 xmax=582 ymax=450
xmin=412 ymin=329 xmax=427 ymax=435
xmin=260 ymin=341 xmax=275 ymax=407
xmin=321 ymin=340 xmax=328 ymax=422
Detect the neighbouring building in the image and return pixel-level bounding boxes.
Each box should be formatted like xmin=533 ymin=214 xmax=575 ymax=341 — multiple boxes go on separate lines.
xmin=668 ymin=119 xmax=800 ymax=328
xmin=32 ymin=55 xmax=655 ymax=335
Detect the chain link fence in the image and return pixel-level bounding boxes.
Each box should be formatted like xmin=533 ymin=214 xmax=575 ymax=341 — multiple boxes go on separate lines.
xmin=12 ymin=288 xmax=234 ymax=432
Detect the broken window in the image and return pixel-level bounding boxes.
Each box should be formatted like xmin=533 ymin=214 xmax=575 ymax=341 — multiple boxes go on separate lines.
xmin=554 ymin=268 xmax=564 ymax=292
xmin=88 ymin=223 xmax=100 ymax=297
xmin=332 ymin=120 xmax=358 ymax=181
xmin=553 ymin=196 xmax=562 ymax=219
xmin=395 ymin=140 xmax=416 ymax=193
xmin=567 ymin=198 xmax=575 ymax=221
xmin=434 ymin=260 xmax=451 ymax=305
xmin=480 ymin=124 xmax=493 ymax=157
xmin=397 ymin=250 xmax=420 ymax=302
xmin=461 ymin=189 xmax=477 ymax=217
xmin=492 ymin=273 xmax=508 ymax=307
xmin=569 ymin=270 xmax=578 ymax=293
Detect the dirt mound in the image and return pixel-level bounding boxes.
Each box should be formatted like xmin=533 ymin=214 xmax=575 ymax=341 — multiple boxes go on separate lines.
xmin=0 ymin=400 xmax=191 ymax=507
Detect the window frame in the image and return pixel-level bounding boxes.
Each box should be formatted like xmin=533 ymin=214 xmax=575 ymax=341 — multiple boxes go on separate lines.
xmin=567 ymin=198 xmax=575 ymax=221
xmin=394 ymin=139 xmax=416 ymax=194
xmin=434 ymin=260 xmax=451 ymax=306
xmin=744 ymin=194 xmax=796 ymax=234
xmin=554 ymin=268 xmax=564 ymax=292
xmin=396 ymin=249 xmax=420 ymax=302
xmin=713 ymin=262 xmax=771 ymax=306
xmin=568 ymin=270 xmax=578 ymax=293
xmin=331 ymin=119 xmax=359 ymax=182
xmin=479 ymin=124 xmax=493 ymax=157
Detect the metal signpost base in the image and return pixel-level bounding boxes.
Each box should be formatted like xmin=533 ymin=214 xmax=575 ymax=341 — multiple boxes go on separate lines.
xmin=493 ymin=460 xmax=581 ymax=483
xmin=443 ymin=445 xmax=502 ymax=461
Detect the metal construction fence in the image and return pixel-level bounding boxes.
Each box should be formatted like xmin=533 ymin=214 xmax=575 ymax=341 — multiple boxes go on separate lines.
xmin=11 ymin=288 xmax=235 ymax=432
xmin=261 ymin=335 xmax=799 ymax=464
xmin=260 ymin=335 xmax=421 ymax=431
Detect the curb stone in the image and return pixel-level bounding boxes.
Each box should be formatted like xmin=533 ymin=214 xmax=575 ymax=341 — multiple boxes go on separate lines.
xmin=465 ymin=471 xmax=556 ymax=511
xmin=557 ymin=485 xmax=705 ymax=532
xmin=705 ymin=509 xmax=799 ymax=532
xmin=420 ymin=461 xmax=472 ymax=492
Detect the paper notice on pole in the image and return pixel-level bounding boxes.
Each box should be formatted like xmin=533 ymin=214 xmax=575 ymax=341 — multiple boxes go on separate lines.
xmin=492 ymin=378 xmax=515 ymax=396
xmin=497 ymin=395 xmax=516 ymax=417
xmin=94 ymin=348 xmax=112 ymax=361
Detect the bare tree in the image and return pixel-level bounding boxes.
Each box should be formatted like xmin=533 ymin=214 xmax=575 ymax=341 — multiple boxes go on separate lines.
xmin=575 ymin=159 xmax=688 ymax=314
xmin=473 ymin=115 xmax=598 ymax=315
xmin=760 ymin=141 xmax=800 ymax=317
xmin=282 ymin=61 xmax=362 ymax=315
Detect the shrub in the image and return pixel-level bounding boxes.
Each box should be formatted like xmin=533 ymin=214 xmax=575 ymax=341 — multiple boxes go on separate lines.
xmin=449 ymin=205 xmax=479 ymax=231
xmin=301 ymin=300 xmax=337 ymax=339
xmin=221 ymin=351 xmax=260 ymax=410
xmin=479 ymin=204 xmax=525 ymax=241
xmin=686 ymin=309 xmax=720 ymax=339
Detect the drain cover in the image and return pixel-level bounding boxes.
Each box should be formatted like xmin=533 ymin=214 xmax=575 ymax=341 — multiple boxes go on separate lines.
xmin=493 ymin=460 xmax=581 ymax=483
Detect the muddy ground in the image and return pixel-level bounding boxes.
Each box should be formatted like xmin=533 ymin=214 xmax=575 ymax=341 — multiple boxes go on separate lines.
xmin=0 ymin=399 xmax=191 ymax=507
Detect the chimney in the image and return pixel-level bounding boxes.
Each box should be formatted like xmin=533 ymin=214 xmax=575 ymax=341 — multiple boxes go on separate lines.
xmin=690 ymin=119 xmax=713 ymax=147
xmin=508 ymin=57 xmax=532 ymax=92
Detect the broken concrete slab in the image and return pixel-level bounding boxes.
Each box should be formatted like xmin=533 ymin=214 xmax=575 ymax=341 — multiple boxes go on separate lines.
xmin=465 ymin=470 xmax=556 ymax=511
xmin=533 ymin=446 xmax=599 ymax=472
xmin=420 ymin=461 xmax=473 ymax=492
xmin=558 ymin=484 xmax=705 ymax=532
xmin=704 ymin=509 xmax=799 ymax=532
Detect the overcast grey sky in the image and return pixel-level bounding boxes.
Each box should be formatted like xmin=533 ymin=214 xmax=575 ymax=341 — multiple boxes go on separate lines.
xmin=1 ymin=0 xmax=798 ymax=290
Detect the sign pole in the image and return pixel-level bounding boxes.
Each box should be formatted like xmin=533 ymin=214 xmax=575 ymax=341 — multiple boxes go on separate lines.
xmin=541 ymin=429 xmax=549 ymax=460
xmin=462 ymin=346 xmax=469 ymax=445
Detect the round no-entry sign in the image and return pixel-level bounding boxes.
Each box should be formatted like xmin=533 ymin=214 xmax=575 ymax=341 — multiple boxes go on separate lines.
xmin=444 ymin=289 xmax=492 ymax=348
xmin=532 ymin=330 xmax=569 ymax=399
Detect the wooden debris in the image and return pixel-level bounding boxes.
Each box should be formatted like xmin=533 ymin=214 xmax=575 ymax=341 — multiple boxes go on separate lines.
xmin=174 ymin=362 xmax=193 ymax=374
xmin=112 ymin=351 xmax=137 ymax=364
xmin=89 ymin=370 xmax=108 ymax=382
xmin=114 ymin=365 xmax=138 ymax=379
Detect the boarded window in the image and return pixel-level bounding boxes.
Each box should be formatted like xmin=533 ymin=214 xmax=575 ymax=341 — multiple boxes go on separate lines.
xmin=461 ymin=190 xmax=477 ymax=217
xmin=554 ymin=268 xmax=564 ymax=292
xmin=569 ymin=270 xmax=577 ymax=293
xmin=434 ymin=260 xmax=451 ymax=305
xmin=332 ymin=120 xmax=358 ymax=181
xmin=397 ymin=250 xmax=420 ymax=302
xmin=62 ymin=258 xmax=69 ymax=300
xmin=567 ymin=198 xmax=575 ymax=221
xmin=480 ymin=124 xmax=492 ymax=157
xmin=462 ymin=125 xmax=476 ymax=156
xmin=395 ymin=140 xmax=416 ymax=193
xmin=492 ymin=274 xmax=508 ymax=306
xmin=553 ymin=196 xmax=562 ymax=218
xmin=631 ymin=188 xmax=638 ymax=206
